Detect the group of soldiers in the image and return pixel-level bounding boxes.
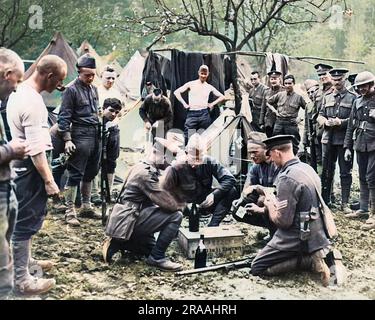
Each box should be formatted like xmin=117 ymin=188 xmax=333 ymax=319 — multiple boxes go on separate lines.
xmin=0 ymin=45 xmax=373 ymax=299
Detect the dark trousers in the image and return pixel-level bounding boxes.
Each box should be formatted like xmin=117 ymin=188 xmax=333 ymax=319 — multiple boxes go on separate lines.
xmin=0 ymin=182 xmax=17 ymax=296
xmin=12 ymin=158 xmax=47 ymax=242
xmin=106 ymin=128 xmax=120 ymax=174
xmin=273 ymin=119 xmax=300 ymax=154
xmin=207 ymin=187 xmax=238 ymax=227
xmin=67 ymin=125 xmax=101 ymax=186
xmin=321 ymin=144 xmax=353 ymax=205
xmin=184 ymin=109 xmax=211 ymax=145
xmin=251 ymin=109 xmax=262 ymax=132
xmin=118 ymin=206 xmax=183 ymax=260
xmin=251 ymin=244 xmax=299 ymax=276
xmin=51 ymin=131 xmax=67 ymax=190
xmin=357 ymin=150 xmax=375 ymax=189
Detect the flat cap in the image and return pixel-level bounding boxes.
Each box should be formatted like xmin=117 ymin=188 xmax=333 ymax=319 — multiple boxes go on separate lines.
xmin=314 ymin=63 xmax=333 ymax=76
xmin=248 ymin=131 xmax=267 ymax=147
xmin=329 ymin=68 xmax=349 ymax=79
xmin=304 ymin=79 xmax=319 ymax=91
xmin=76 ymin=54 xmax=96 ymax=69
xmin=267 ymin=70 xmax=282 ymax=77
xmin=262 ymin=134 xmax=295 ymax=151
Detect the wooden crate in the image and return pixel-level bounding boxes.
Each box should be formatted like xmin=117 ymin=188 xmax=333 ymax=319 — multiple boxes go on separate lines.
xmin=177 ymin=225 xmax=245 ymax=259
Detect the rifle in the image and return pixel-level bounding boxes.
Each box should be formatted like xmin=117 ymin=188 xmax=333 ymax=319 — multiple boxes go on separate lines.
xmin=176 ymin=255 xmax=256 ymax=276
xmin=100 ymin=118 xmax=111 ymax=226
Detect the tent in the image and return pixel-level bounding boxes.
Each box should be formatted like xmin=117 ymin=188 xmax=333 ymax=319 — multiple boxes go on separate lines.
xmin=24 ymin=32 xmax=78 ymax=109
xmin=202 ymin=109 xmax=254 ymax=174
xmin=115 ymin=50 xmax=146 ymax=100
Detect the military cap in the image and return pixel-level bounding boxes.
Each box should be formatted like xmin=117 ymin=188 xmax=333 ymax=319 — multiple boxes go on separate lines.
xmin=329 ymin=68 xmax=349 ymax=79
xmin=76 ymin=54 xmax=96 ymax=69
xmin=347 ymin=74 xmax=358 ymax=86
xmin=262 ymin=134 xmax=295 ymax=152
xmin=314 ymin=63 xmax=333 ymax=76
xmin=267 ymin=70 xmax=282 ymax=77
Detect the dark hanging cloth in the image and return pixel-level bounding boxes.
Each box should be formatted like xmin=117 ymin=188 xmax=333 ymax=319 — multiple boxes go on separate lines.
xmin=169 ymin=49 xmax=226 ymax=131
xmin=0 ymin=98 xmax=12 ymax=141
xmin=141 ymin=51 xmax=169 ymax=96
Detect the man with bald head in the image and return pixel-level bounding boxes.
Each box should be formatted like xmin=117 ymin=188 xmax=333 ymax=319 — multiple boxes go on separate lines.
xmin=7 ymin=54 xmax=67 ymax=295
xmin=0 ymin=48 xmax=30 ymax=298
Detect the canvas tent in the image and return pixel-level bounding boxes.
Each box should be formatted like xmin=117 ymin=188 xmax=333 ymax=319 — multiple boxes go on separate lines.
xmin=115 ymin=50 xmax=146 ymax=100
xmin=24 ymin=32 xmax=78 ymax=109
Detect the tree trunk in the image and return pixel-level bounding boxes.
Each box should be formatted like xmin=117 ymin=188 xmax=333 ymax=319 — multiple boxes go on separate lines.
xmin=229 ymin=53 xmax=242 ymax=115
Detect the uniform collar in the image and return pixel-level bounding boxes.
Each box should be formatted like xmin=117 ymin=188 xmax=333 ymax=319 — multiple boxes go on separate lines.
xmin=280 ymin=157 xmax=300 ymax=172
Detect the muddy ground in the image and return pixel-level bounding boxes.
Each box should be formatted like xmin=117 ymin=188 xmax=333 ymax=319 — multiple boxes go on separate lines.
xmin=8 ymin=152 xmax=375 ymax=300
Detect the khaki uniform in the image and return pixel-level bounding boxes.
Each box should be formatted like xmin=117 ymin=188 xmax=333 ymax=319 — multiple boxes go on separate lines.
xmin=248 ymin=83 xmax=269 ymax=131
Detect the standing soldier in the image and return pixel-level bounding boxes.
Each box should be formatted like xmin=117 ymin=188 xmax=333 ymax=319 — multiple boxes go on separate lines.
xmin=267 ymin=74 xmax=306 ymax=154
xmin=344 ymin=71 xmax=375 ymax=230
xmin=314 ymin=64 xmax=334 ymax=167
xmin=303 ymin=79 xmax=320 ymax=171
xmin=57 ymin=54 xmax=101 ymax=226
xmin=317 ymin=68 xmax=356 ymax=212
xmin=260 ymin=70 xmax=284 ymax=137
xmin=7 ymin=55 xmax=67 ymax=295
xmin=247 ymin=71 xmax=269 ymax=132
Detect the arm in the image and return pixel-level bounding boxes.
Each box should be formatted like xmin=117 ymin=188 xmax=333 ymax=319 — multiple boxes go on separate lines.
xmin=208 ymin=86 xmax=226 ymax=109
xmin=0 ymin=144 xmax=14 ymax=165
xmin=174 ymin=82 xmax=190 ymax=109
xmin=343 ymin=100 xmax=356 ymax=150
xmin=265 ymin=176 xmax=301 ymax=229
xmin=210 ymin=159 xmax=236 ymax=201
xmin=164 ymin=98 xmax=174 ymax=132
xmin=259 ymin=89 xmax=270 ymax=125
xmin=300 ymin=95 xmax=307 ymax=110
xmin=139 ymin=98 xmax=151 ymax=124
xmin=317 ymin=95 xmax=328 ymax=127
xmin=57 ymin=87 xmax=75 ymax=142
xmin=31 ymin=152 xmax=59 ymax=195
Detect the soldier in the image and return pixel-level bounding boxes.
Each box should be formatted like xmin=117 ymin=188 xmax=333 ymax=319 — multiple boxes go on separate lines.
xmin=314 ymin=64 xmax=334 ymax=167
xmin=344 ymin=71 xmax=375 ymax=230
xmin=267 ymin=74 xmax=306 ymax=154
xmin=247 ymin=71 xmax=269 ymax=132
xmin=7 ymin=55 xmax=67 ymax=295
xmin=302 ymin=79 xmax=320 ymax=171
xmin=0 ymin=48 xmax=29 ymax=298
xmin=103 ymin=139 xmax=184 ymax=271
xmin=139 ymin=87 xmax=173 ymax=138
xmin=249 ymin=135 xmax=336 ymax=287
xmin=174 ymin=65 xmax=225 ymax=144
xmin=162 ymin=133 xmax=237 ymax=227
xmin=259 ymin=70 xmax=284 ymax=137
xmin=231 ymin=132 xmax=280 ymax=238
xmin=317 ymin=68 xmax=356 ymax=212
xmin=57 ymin=54 xmax=101 ymax=226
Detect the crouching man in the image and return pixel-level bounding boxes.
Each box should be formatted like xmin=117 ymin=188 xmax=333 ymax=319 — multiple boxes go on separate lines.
xmin=249 ymin=135 xmax=345 ymax=287
xmin=103 ymin=138 xmax=184 ymax=272
xmin=231 ymin=132 xmax=280 ymax=238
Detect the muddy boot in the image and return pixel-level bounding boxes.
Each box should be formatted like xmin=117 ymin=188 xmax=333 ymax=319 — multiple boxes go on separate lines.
xmin=311 ymin=249 xmax=330 ymax=287
xmin=29 ymin=257 xmax=54 ymax=273
xmin=341 ymin=203 xmax=352 ymax=215
xmin=325 ymin=249 xmax=347 ymax=286
xmin=64 ymin=186 xmax=80 ymax=226
xmin=13 ymin=240 xmax=55 ymax=296
xmin=102 ymin=237 xmax=122 ymax=264
xmin=52 ymin=193 xmax=67 ymax=214
xmin=361 ymin=188 xmax=375 ymax=231
xmin=107 ymin=173 xmax=114 ymax=191
xmin=345 ymin=209 xmax=369 ymax=220
xmin=80 ymin=181 xmax=100 ymax=219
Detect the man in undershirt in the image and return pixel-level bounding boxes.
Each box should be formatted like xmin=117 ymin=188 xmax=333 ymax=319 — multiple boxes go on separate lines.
xmin=174 ymin=65 xmax=225 ymax=144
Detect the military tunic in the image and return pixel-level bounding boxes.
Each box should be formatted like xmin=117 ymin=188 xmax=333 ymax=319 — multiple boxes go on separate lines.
xmin=318 ymin=88 xmax=356 ymax=205
xmin=344 ymin=92 xmax=375 ymax=196
xmin=248 ymin=83 xmax=269 ymax=131
xmin=251 ymin=158 xmax=331 ymax=275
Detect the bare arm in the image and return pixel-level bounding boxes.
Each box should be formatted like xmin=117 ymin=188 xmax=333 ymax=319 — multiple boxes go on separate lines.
xmin=174 ymin=82 xmax=190 ymax=109
xmin=31 ymin=152 xmax=59 ymax=196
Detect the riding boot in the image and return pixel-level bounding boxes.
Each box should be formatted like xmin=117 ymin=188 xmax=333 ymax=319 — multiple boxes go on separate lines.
xmin=361 ymin=188 xmax=375 ymax=231
xmin=64 ymin=186 xmax=80 ymax=226
xmin=264 ymin=256 xmax=312 ymax=275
